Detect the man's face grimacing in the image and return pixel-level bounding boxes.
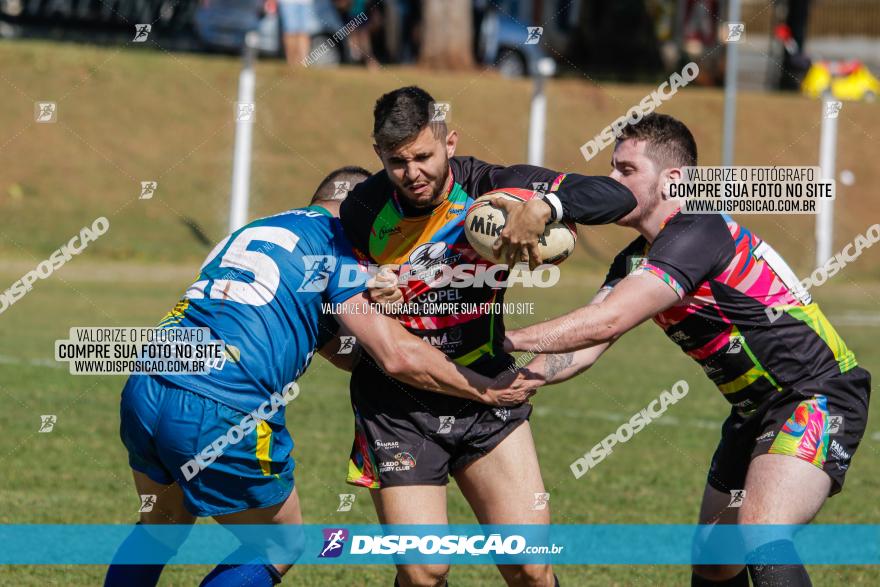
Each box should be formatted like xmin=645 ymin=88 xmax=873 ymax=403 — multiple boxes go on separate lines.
xmin=374 ymin=125 xmax=458 ymax=208
xmin=609 ymin=138 xmax=680 ymax=227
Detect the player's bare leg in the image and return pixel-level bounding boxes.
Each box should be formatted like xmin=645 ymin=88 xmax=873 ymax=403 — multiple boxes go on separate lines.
xmin=132 ymin=469 xmax=196 ymax=525
xmin=692 ymin=483 xmax=745 ymax=584
xmin=740 ymin=454 xmax=830 ymax=523
xmin=213 ymin=487 xmax=305 ymax=578
xmin=103 ymin=471 xmax=195 ymax=586
xmin=370 ymin=485 xmax=450 ymax=587
xmin=737 ymin=454 xmax=830 ymax=586
xmin=283 ymin=33 xmax=308 ymax=66
xmin=454 ymin=422 xmax=555 ymax=587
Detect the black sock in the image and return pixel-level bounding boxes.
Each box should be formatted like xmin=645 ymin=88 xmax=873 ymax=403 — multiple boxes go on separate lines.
xmin=692 ymin=568 xmax=749 ymax=586
xmin=393 ymin=578 xmax=448 ymax=587
xmin=747 ymin=540 xmax=811 ymax=587
xmin=748 ymin=564 xmax=810 ymax=587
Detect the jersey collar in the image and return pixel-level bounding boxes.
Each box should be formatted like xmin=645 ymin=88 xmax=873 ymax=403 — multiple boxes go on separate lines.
xmin=659 ymin=208 xmax=682 ymax=231
xmin=305 ymin=205 xmax=333 ymax=217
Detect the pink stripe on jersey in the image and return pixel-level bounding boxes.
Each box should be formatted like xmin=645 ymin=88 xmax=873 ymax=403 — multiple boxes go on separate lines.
xmin=714 ymin=230 xmax=799 ymax=308
xmin=686 ymin=325 xmax=734 ymax=360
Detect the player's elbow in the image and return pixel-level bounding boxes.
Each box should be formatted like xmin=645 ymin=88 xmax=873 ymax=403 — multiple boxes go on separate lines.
xmin=376 ymin=341 xmax=419 ymax=378
xmin=596 ymin=306 xmax=626 ymax=343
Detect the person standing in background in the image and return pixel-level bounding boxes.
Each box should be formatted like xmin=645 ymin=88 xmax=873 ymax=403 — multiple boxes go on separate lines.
xmin=345 ymin=0 xmax=380 ymax=68
xmin=279 ymin=0 xmax=318 ymax=66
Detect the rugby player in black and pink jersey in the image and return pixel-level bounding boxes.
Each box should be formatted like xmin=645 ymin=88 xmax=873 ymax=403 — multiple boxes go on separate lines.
xmin=501 ymin=113 xmax=871 ymax=587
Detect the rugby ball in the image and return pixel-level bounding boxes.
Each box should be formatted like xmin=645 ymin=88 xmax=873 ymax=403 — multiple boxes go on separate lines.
xmin=464 ymin=188 xmax=577 ymax=265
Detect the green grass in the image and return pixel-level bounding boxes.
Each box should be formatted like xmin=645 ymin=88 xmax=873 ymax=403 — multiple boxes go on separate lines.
xmin=0 ymin=40 xmax=879 ymax=584
xmin=0 ymin=261 xmax=878 ymax=585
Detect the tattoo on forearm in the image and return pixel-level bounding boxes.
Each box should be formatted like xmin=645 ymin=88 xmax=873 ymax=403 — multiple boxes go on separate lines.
xmin=545 ymin=352 xmax=574 ymax=380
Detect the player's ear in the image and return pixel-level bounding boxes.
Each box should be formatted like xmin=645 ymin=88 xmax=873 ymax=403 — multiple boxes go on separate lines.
xmin=661 ymin=168 xmax=682 ymax=199
xmin=445 ymin=130 xmax=458 ymax=158
xmin=372 ymin=143 xmax=382 ymax=160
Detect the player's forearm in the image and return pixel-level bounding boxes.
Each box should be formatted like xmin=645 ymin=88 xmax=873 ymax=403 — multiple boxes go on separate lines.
xmin=339 ymin=305 xmax=496 ymax=402
xmin=485 ymin=165 xmax=634 ymax=225
xmin=319 ymin=347 xmax=359 ymax=372
xmin=521 ymin=345 xmax=609 ymax=385
xmin=555 ymin=175 xmax=637 ymax=224
xmin=385 ymin=337 xmax=494 ymax=402
xmin=509 ymin=305 xmax=619 ymax=353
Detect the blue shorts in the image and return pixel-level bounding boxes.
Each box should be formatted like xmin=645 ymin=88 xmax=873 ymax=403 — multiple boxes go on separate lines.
xmin=278 ymin=0 xmax=320 ymax=34
xmin=120 ymin=375 xmax=295 ymax=517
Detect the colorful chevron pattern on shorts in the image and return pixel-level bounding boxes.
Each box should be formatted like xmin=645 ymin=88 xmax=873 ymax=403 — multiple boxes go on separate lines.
xmin=768 ymin=395 xmax=829 ymax=468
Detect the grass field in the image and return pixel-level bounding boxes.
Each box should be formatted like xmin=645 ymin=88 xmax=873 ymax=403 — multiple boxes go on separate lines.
xmin=1 ymin=40 xmax=879 ymax=585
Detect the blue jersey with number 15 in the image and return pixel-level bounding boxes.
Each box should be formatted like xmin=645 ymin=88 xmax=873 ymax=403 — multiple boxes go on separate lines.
xmin=154 ymin=206 xmax=367 ymax=424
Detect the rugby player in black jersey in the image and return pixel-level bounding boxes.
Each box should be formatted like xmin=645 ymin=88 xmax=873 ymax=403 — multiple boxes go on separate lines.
xmin=500 ymin=114 xmax=871 ymax=587
xmin=337 ymin=86 xmax=637 ymax=587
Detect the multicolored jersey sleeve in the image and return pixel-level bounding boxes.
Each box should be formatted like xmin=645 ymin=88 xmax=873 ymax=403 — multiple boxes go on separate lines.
xmin=642 ymin=213 xmax=735 ymax=297
xmin=601 ymin=236 xmax=649 ymax=290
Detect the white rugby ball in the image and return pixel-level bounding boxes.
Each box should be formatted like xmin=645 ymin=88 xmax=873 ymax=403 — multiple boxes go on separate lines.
xmin=464 ymin=188 xmax=577 ymax=265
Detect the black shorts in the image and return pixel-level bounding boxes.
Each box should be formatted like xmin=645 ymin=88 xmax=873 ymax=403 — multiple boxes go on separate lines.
xmin=708 ymin=366 xmax=871 ymax=497
xmin=346 ymin=356 xmax=531 ymax=488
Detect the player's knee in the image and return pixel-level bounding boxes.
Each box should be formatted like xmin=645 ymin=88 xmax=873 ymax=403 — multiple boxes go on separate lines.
xmin=137 ymin=507 xmax=196 ymax=555
xmin=395 ymin=564 xmax=450 ymax=587
xmin=692 ymin=564 xmax=745 ymax=582
xmin=736 ymin=504 xmax=769 ymax=526
xmin=505 ymin=563 xmax=554 ymax=586
xmin=261 ymin=527 xmax=306 ymax=566
xmin=113 ymin=521 xmax=194 ymax=564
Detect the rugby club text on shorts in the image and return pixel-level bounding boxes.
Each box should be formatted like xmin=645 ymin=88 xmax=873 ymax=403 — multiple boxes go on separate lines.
xmin=579 ymin=62 xmax=699 ymax=162
xmin=0 ymin=216 xmax=109 ymax=315
xmin=570 ymin=380 xmax=690 ymax=478
xmin=766 ymin=223 xmax=880 ymax=323
xmin=181 ymin=382 xmax=300 ymax=481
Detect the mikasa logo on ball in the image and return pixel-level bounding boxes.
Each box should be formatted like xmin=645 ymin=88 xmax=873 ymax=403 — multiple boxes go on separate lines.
xmin=468 ymin=212 xmax=550 ymax=246
xmin=468 ymin=212 xmax=505 ymax=239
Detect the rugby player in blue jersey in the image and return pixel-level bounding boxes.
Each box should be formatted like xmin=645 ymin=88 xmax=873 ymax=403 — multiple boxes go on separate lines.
xmin=104 ymin=166 xmax=541 ymax=587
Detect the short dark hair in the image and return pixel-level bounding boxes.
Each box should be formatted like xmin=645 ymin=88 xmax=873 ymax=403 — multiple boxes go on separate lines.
xmin=372 ymin=86 xmax=445 ymax=152
xmin=617 ymin=114 xmax=697 ymax=170
xmin=311 ymin=166 xmax=371 ymax=203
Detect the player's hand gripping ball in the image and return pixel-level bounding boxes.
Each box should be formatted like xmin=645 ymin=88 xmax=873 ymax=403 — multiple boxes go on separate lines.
xmin=464 ymin=188 xmax=577 ymax=265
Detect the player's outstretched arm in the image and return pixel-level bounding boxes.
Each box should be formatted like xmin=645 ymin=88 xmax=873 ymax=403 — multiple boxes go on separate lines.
xmin=507 ymin=271 xmax=680 ymax=353
xmin=336 ymin=293 xmax=539 ymax=406
xmin=317 ymin=325 xmax=359 ymax=372
xmin=483 ymin=167 xmax=636 ymax=268
xmin=512 ymin=289 xmax=616 ymax=385
xmin=519 ymin=347 xmax=609 ymax=386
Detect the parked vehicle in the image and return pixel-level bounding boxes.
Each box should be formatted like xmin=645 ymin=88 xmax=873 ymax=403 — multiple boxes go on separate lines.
xmin=477 ymin=5 xmax=552 ymax=78
xmin=802 ymin=60 xmax=880 ymax=102
xmin=194 ymin=0 xmax=347 ymax=65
